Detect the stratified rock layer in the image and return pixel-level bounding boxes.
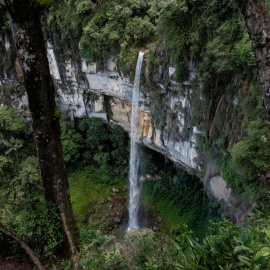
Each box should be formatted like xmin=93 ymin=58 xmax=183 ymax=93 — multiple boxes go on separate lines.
xmin=0 ymin=39 xmax=251 ymax=224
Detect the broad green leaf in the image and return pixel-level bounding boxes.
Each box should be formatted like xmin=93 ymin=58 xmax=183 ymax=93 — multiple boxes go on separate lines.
xmin=189 ymin=263 xmax=209 ymax=269
xmin=255 ymin=247 xmax=270 ymax=259
xmin=238 ymin=255 xmax=251 ymax=265
xmin=233 ymin=245 xmax=252 ymax=254
xmin=264 ymin=229 xmax=270 ymax=239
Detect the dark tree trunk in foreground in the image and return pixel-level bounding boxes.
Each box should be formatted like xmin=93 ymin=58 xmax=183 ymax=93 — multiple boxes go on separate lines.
xmin=4 ymin=1 xmax=80 ymax=269
xmin=0 ymin=223 xmax=45 ymax=270
xmin=237 ymin=0 xmax=270 ymax=127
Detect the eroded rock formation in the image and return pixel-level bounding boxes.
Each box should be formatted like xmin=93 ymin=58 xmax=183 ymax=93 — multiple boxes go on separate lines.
xmin=0 ymin=37 xmax=251 ymax=224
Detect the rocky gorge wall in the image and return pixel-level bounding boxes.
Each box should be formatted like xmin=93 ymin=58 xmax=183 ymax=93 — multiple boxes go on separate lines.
xmin=0 ymin=37 xmax=251 ymax=224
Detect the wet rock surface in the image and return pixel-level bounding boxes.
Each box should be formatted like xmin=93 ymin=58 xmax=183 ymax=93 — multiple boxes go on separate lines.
xmin=89 ymin=189 xmax=128 ymax=234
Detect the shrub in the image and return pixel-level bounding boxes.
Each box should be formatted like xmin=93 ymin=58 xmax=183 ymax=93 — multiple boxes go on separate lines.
xmin=3 ymin=198 xmax=63 ymax=258
xmin=19 ymin=156 xmax=42 ymax=192
xmin=231 ymin=119 xmax=270 ymax=194
xmin=78 ymin=117 xmax=129 ymax=177
xmin=173 ymin=208 xmax=270 ymax=269
xmin=105 ymin=245 xmax=123 ymax=268
xmin=79 ymin=117 xmax=109 ymax=156
xmin=109 ymin=125 xmax=129 ymax=177
xmin=0 ymin=106 xmax=25 ymax=132
xmin=215 ymin=153 xmax=246 ymax=194
xmin=61 ymin=124 xmax=85 ymax=163
xmin=141 ymin=162 xmax=220 ymax=240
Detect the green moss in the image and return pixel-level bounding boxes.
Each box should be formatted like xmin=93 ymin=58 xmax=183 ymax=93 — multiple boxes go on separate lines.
xmin=68 ymin=166 xmax=125 ymax=228
xmin=154 ymin=99 xmax=168 ymax=131
xmin=69 ymin=167 xmax=100 ymax=228
xmin=91 ymin=93 xmax=99 ymax=102
xmin=215 ymin=152 xmax=246 ymax=194
xmin=141 ymin=164 xmax=220 ymax=241
xmin=240 ymin=74 xmax=265 ymax=126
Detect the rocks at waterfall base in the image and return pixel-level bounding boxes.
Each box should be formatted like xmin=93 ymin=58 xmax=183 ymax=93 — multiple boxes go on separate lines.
xmin=87 ymin=180 xmax=164 ymax=234
xmin=88 ymin=188 xmax=128 ymax=234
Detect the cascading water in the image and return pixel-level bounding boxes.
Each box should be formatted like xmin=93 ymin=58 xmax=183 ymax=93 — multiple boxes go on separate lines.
xmin=127 ymin=51 xmax=144 ymax=231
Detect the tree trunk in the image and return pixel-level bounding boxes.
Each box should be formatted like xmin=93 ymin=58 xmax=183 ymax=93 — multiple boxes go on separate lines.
xmin=4 ymin=1 xmax=80 ymax=269
xmin=236 ymin=0 xmax=270 ymax=127
xmin=0 ymin=223 xmax=45 ymax=270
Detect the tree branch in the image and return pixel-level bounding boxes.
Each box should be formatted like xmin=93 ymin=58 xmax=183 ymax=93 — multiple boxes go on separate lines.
xmin=0 ymin=223 xmax=45 ymax=270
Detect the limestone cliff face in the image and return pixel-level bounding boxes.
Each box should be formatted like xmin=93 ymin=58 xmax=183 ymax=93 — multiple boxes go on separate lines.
xmin=47 ymin=45 xmax=201 ymax=171
xmin=0 ymin=37 xmax=251 ymax=223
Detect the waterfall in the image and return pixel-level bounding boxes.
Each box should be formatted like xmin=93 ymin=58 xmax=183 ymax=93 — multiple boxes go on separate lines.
xmin=127 ymin=51 xmax=144 ymax=231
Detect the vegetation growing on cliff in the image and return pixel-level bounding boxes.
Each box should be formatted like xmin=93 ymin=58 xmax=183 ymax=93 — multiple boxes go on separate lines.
xmin=144 ymin=0 xmax=270 ymax=204
xmin=1 ymin=0 xmax=270 ymax=268
xmin=46 ymin=0 xmax=164 ymax=73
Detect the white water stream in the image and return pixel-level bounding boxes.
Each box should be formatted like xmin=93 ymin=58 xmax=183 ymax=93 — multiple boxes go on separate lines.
xmin=127 ymin=52 xmax=144 ymax=231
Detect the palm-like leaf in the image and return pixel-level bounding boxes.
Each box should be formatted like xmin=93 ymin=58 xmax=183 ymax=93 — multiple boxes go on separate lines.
xmin=2 ymin=137 xmax=23 ymax=155
xmin=20 ymin=165 xmax=40 ymax=185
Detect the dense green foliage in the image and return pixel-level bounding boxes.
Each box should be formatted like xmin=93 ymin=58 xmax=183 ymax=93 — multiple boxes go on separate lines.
xmin=0 ymin=108 xmax=129 ymax=258
xmin=170 ymin=208 xmax=270 ymax=269
xmin=30 ymin=0 xmax=54 ymax=7
xmin=0 ymin=2 xmax=8 ymax=31
xmin=8 ymin=199 xmax=63 ymax=257
xmin=45 ymin=0 xmax=255 ymax=79
xmin=158 ymin=0 xmax=254 ymax=80
xmin=0 ymin=105 xmax=63 ymax=257
xmin=151 ymin=0 xmax=269 ymax=202
xmin=231 ymin=120 xmax=270 ymax=180
xmin=0 ymin=105 xmax=25 ymax=132
xmin=60 ymin=112 xmax=85 ymax=163
xmin=58 ymin=208 xmax=270 ymax=269
xmin=47 ymin=0 xmax=165 ymax=73
xmin=141 ymin=161 xmax=220 ymax=240
xmin=0 ymin=106 xmax=27 ymax=181
xmin=1 ymin=197 xmax=63 ymax=257
xmin=231 ymin=119 xmax=270 ymax=200
xmin=78 ymin=117 xmax=129 ymax=177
